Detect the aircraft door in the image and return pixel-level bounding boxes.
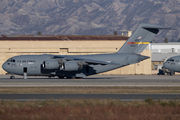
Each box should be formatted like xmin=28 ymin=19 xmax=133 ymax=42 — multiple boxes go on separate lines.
xmin=23 ymin=67 xmax=27 ymax=79
xmin=23 ymin=67 xmax=27 ymax=73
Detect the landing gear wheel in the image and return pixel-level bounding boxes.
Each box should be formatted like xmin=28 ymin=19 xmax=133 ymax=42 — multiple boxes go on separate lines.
xmin=170 ymin=71 xmax=175 ymax=76
xmin=10 ymin=76 xmax=15 ymax=79
xmin=75 ymin=77 xmax=83 ymax=79
xmin=58 ymin=76 xmax=64 ymax=79
xmin=66 ymin=77 xmax=73 ymax=79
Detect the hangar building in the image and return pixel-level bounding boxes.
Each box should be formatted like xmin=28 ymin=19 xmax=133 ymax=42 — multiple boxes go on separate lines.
xmin=0 ymin=35 xmax=151 ymax=75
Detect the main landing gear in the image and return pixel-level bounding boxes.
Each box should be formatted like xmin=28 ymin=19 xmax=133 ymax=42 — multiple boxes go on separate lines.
xmin=10 ymin=75 xmax=15 ymax=79
xmin=58 ymin=76 xmax=64 ymax=79
xmin=170 ymin=71 xmax=175 ymax=76
xmin=58 ymin=76 xmax=83 ymax=79
xmin=75 ymin=77 xmax=83 ymax=79
xmin=58 ymin=76 xmax=73 ymax=79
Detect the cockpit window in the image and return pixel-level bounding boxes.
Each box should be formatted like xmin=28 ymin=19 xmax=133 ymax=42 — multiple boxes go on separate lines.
xmin=7 ymin=59 xmax=16 ymax=62
xmin=167 ymin=58 xmax=174 ymax=62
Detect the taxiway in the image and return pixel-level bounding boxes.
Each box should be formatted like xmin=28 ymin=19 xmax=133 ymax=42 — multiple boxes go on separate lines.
xmin=0 ymin=75 xmax=180 ymax=87
xmin=1 ymin=75 xmax=180 ymax=101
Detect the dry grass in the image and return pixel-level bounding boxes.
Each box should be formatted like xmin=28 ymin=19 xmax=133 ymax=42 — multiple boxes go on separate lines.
xmin=0 ymin=86 xmax=180 ymax=94
xmin=0 ymin=99 xmax=180 ymax=120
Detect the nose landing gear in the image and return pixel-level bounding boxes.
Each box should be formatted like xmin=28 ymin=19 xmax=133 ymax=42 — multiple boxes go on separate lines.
xmin=10 ymin=75 xmax=15 ymax=79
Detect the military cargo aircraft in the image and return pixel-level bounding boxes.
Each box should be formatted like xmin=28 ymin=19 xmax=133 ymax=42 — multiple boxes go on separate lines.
xmin=163 ymin=56 xmax=180 ymax=76
xmin=2 ymin=23 xmax=173 ymax=79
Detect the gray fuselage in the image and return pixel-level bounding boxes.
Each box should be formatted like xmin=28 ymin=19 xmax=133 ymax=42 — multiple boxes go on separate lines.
xmin=163 ymin=56 xmax=180 ymax=72
xmin=2 ymin=53 xmax=147 ymax=78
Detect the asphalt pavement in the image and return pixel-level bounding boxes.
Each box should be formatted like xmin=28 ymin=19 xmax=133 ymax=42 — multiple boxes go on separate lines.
xmin=0 ymin=75 xmax=180 ymax=87
xmin=1 ymin=75 xmax=180 ymax=101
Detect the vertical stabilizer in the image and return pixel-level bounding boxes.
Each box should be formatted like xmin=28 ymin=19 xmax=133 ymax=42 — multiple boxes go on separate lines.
xmin=117 ymin=23 xmax=172 ymax=54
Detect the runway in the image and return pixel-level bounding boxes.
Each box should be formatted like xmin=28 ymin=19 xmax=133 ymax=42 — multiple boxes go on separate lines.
xmin=0 ymin=75 xmax=180 ymax=87
xmin=1 ymin=75 xmax=180 ymax=101
xmin=0 ymin=94 xmax=180 ymax=101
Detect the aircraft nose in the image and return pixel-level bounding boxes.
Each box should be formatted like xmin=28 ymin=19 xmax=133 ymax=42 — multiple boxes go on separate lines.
xmin=2 ymin=62 xmax=7 ymax=71
xmin=163 ymin=62 xmax=168 ymax=69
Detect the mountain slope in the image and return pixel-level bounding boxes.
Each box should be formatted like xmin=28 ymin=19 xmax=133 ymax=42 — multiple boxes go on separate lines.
xmin=0 ymin=0 xmax=180 ymax=42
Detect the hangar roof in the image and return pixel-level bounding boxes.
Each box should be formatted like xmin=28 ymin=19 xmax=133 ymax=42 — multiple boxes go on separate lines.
xmin=151 ymin=43 xmax=180 ymax=45
xmin=0 ymin=35 xmax=128 ymax=41
xmin=152 ymin=53 xmax=180 ymax=62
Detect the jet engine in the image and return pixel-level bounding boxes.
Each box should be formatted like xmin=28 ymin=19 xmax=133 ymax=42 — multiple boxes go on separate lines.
xmin=63 ymin=61 xmax=81 ymax=71
xmin=43 ymin=60 xmax=60 ymax=69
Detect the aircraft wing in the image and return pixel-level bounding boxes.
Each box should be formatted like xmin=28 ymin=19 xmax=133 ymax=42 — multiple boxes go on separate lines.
xmin=53 ymin=56 xmax=119 ymax=65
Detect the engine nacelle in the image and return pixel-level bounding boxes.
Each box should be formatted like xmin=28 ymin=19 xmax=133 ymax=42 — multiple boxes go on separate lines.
xmin=43 ymin=60 xmax=59 ymax=70
xmin=63 ymin=61 xmax=80 ymax=71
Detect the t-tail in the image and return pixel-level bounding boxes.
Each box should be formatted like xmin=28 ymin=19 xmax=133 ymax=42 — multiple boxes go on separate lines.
xmin=118 ymin=23 xmax=174 ymax=54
